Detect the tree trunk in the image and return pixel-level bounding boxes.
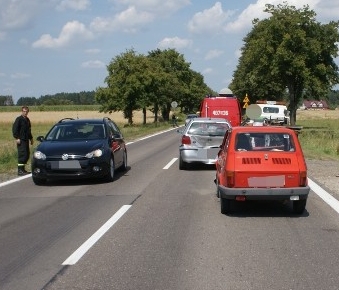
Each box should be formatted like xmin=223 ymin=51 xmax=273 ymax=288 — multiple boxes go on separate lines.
xmin=288 ymin=92 xmax=297 ymax=126
xmin=153 ymin=103 xmax=159 ymax=123
xmin=142 ymin=107 xmax=146 ymax=125
xmin=287 ymin=83 xmax=302 ymax=126
xmin=124 ymin=108 xmax=134 ymax=125
xmin=161 ymin=103 xmax=171 ymax=121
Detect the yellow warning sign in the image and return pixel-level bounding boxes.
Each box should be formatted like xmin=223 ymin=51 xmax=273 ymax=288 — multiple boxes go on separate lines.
xmin=243 ymin=94 xmax=250 ymax=103
xmin=243 ymin=102 xmax=248 ymax=108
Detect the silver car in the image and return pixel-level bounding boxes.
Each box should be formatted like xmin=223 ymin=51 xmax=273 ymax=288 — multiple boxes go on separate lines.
xmin=178 ymin=117 xmax=231 ymax=169
xmin=184 ymin=113 xmax=198 ymax=125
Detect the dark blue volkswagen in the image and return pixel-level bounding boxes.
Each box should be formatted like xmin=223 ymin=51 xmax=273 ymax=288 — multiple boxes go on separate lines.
xmin=31 ymin=117 xmax=127 ymax=185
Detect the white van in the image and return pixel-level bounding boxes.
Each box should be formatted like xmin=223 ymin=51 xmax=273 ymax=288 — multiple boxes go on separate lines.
xmin=256 ymin=102 xmax=290 ymax=125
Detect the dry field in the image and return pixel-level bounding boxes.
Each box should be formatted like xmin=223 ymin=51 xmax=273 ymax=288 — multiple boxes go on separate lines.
xmin=0 ymin=110 xmax=150 ymax=124
xmin=296 ymin=109 xmax=339 ymax=120
xmin=1 ymin=108 xmax=338 ymax=124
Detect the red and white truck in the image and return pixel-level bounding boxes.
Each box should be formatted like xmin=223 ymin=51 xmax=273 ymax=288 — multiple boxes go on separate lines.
xmin=199 ymin=88 xmax=242 ymax=127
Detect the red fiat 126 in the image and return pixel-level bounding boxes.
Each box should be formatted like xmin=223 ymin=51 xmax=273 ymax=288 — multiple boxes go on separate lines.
xmin=215 ymin=126 xmax=310 ymax=215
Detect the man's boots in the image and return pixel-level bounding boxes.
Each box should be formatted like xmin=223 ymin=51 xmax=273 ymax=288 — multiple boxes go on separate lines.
xmin=18 ymin=165 xmax=29 ymax=176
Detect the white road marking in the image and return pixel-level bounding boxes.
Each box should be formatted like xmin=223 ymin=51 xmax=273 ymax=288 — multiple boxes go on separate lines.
xmin=62 ymin=205 xmax=132 ymax=265
xmin=308 ymin=178 xmax=339 ymax=215
xmin=0 ymin=174 xmax=31 ymax=188
xmin=126 ymin=127 xmax=178 ymax=145
xmin=163 ymin=158 xmax=178 ymax=169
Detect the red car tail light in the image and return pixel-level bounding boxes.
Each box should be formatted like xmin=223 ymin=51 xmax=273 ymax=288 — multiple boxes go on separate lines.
xmin=226 ymin=171 xmax=235 ymax=188
xmin=299 ymin=171 xmax=307 ymax=186
xmin=181 ymin=135 xmax=191 ymax=145
xmin=236 ymin=195 xmax=246 ymax=201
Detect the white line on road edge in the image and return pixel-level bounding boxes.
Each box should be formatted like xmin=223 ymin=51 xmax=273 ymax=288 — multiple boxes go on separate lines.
xmin=163 ymin=158 xmax=178 ymax=169
xmin=308 ymin=178 xmax=339 ymax=215
xmin=126 ymin=127 xmax=178 ymax=145
xmin=0 ymin=174 xmax=31 ymax=188
xmin=62 ymin=205 xmax=132 ymax=265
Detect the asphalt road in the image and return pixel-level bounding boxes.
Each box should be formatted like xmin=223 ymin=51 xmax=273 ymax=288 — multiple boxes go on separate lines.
xmin=1 ymin=128 xmax=339 ymax=290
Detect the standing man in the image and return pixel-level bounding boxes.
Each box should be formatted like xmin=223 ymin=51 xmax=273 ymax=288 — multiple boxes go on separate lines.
xmin=172 ymin=113 xmax=178 ymax=127
xmin=12 ymin=106 xmax=33 ymax=175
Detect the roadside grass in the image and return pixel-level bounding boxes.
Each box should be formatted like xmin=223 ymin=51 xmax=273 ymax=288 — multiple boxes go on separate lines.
xmin=297 ymin=118 xmax=339 ymax=161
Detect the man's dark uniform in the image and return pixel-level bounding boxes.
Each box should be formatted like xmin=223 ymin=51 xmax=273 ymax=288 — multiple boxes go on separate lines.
xmin=12 ymin=114 xmax=33 ymax=175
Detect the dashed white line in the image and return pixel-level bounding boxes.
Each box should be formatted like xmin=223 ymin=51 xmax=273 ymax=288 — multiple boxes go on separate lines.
xmin=62 ymin=205 xmax=132 ymax=265
xmin=163 ymin=158 xmax=178 ymax=169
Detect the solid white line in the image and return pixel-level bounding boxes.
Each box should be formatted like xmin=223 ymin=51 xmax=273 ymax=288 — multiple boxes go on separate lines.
xmin=0 ymin=174 xmax=31 ymax=188
xmin=62 ymin=205 xmax=132 ymax=265
xmin=308 ymin=178 xmax=339 ymax=215
xmin=163 ymin=158 xmax=178 ymax=169
xmin=126 ymin=127 xmax=179 ymax=145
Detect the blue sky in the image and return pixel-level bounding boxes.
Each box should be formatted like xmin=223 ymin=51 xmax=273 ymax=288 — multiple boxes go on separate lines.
xmin=1 ymin=0 xmax=338 ymax=102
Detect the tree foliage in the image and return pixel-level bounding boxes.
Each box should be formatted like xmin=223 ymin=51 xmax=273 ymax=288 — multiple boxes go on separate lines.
xmin=230 ymin=3 xmax=339 ymax=125
xmin=95 ymin=48 xmax=213 ymax=125
xmin=15 ymin=91 xmax=96 ymax=106
xmin=0 ymin=95 xmax=14 ymax=106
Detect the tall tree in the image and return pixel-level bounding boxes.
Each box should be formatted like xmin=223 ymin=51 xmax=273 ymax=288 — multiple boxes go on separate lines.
xmin=230 ymin=3 xmax=339 ymax=125
xmin=148 ymin=49 xmax=194 ymax=121
xmin=96 ymin=49 xmax=151 ymax=125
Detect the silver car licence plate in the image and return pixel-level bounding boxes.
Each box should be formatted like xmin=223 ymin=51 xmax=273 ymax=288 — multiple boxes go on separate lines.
xmin=207 ymin=148 xmax=219 ymax=159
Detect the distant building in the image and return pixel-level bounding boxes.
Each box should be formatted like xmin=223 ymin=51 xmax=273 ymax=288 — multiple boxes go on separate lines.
xmin=299 ymin=100 xmax=329 ymax=110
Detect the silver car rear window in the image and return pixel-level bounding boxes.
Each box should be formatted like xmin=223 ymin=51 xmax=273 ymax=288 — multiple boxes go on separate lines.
xmin=188 ymin=122 xmax=229 ymax=136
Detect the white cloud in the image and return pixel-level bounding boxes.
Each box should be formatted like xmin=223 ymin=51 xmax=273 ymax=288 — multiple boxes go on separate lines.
xmin=235 ymin=48 xmax=242 ymax=59
xmin=205 ymin=49 xmax=224 ymax=60
xmin=32 ymin=20 xmax=93 ymax=48
xmin=304 ymin=0 xmax=339 ymax=21
xmin=113 ymin=0 xmax=191 ymax=14
xmin=85 ymin=48 xmax=101 ymax=54
xmin=157 ymin=36 xmax=192 ymax=49
xmin=202 ymin=68 xmax=213 ymax=74
xmin=81 ymin=60 xmax=105 ymax=68
xmin=90 ymin=6 xmax=154 ymax=33
xmin=224 ymin=0 xmax=332 ymax=33
xmin=11 ymin=73 xmax=30 ymax=79
xmin=56 ymin=0 xmax=91 ymax=11
xmin=188 ymin=2 xmax=234 ymax=34
xmin=0 ymin=0 xmax=48 ymax=31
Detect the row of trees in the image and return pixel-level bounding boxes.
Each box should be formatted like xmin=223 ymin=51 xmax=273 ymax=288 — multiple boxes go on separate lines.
xmin=0 ymin=91 xmax=96 ymax=106
xmin=95 ymin=48 xmax=214 ymax=124
xmin=17 ymin=91 xmax=96 ymax=106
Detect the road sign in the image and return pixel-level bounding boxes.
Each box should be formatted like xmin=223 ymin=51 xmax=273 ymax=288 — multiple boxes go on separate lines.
xmin=171 ymin=101 xmax=178 ymax=108
xmin=243 ymin=94 xmax=250 ymax=103
xmin=243 ymin=102 xmax=249 ymax=109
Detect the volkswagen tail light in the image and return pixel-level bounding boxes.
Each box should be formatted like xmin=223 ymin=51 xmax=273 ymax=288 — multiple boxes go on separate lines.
xmin=181 ymin=135 xmax=191 ymax=145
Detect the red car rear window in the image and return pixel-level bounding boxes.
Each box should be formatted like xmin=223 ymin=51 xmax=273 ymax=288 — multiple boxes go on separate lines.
xmin=235 ymin=132 xmax=295 ymax=152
